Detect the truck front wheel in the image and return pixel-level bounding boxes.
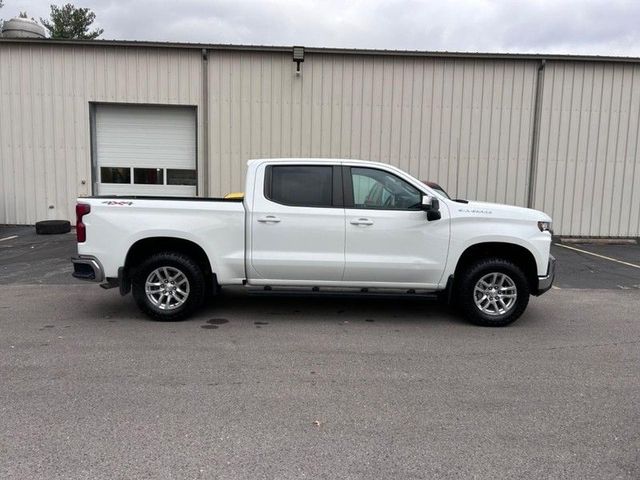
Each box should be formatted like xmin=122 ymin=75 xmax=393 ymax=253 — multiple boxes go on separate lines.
xmin=457 ymin=258 xmax=530 ymax=327
xmin=132 ymin=252 xmax=206 ymax=321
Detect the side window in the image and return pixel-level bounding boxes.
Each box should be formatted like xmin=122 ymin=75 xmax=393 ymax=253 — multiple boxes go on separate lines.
xmin=350 ymin=167 xmax=422 ymax=210
xmin=266 ymin=165 xmax=333 ymax=207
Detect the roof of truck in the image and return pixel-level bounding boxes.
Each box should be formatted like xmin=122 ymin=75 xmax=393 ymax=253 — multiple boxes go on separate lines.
xmin=247 ymin=158 xmax=393 ymax=167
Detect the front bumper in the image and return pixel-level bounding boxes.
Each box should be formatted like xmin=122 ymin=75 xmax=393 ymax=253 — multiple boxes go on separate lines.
xmin=71 ymin=255 xmax=104 ymax=283
xmin=536 ymin=255 xmax=556 ymax=295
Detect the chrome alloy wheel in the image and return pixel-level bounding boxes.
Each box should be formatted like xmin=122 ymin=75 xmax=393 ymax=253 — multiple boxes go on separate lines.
xmin=145 ymin=266 xmax=190 ymax=310
xmin=473 ymin=272 xmax=517 ymax=316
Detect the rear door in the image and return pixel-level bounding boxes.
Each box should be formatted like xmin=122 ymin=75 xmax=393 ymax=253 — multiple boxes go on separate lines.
xmin=248 ymin=163 xmax=345 ymax=284
xmin=343 ymin=165 xmax=449 ymax=288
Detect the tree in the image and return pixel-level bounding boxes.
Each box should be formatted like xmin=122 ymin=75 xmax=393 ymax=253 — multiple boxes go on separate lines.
xmin=41 ymin=3 xmax=103 ymax=39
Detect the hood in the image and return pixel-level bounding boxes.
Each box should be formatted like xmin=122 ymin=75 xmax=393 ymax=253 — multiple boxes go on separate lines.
xmin=452 ymin=200 xmax=552 ymax=222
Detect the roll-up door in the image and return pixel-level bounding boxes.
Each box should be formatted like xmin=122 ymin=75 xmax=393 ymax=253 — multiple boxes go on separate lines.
xmin=94 ymin=104 xmax=197 ymax=196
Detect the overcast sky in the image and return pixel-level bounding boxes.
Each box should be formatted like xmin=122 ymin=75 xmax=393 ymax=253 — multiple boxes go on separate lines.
xmin=4 ymin=0 xmax=640 ymax=57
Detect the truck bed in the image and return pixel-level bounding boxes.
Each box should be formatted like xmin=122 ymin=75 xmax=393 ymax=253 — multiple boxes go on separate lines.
xmin=77 ymin=196 xmax=246 ymax=284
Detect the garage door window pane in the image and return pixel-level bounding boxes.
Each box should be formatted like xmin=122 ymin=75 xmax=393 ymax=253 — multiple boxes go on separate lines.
xmin=167 ymin=169 xmax=197 ymax=186
xmin=134 ymin=168 xmax=164 ymax=185
xmin=268 ymin=166 xmax=333 ymax=207
xmin=101 ymin=167 xmax=131 ymax=184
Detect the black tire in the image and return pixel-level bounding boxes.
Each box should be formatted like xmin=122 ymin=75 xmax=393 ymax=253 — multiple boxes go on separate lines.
xmin=35 ymin=220 xmax=71 ymax=235
xmin=131 ymin=252 xmax=206 ymax=321
xmin=457 ymin=258 xmax=530 ymax=327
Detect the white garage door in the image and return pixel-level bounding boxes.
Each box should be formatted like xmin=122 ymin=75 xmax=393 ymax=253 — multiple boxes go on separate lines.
xmin=95 ymin=104 xmax=197 ymax=196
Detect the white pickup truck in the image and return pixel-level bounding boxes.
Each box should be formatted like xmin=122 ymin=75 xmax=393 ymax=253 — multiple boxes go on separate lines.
xmin=72 ymin=158 xmax=555 ymax=327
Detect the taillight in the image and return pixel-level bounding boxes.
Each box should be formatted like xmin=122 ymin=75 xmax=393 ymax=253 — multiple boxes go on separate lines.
xmin=76 ymin=203 xmax=91 ymax=242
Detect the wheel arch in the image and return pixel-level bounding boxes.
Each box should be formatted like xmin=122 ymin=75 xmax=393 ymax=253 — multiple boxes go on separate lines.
xmin=453 ymin=242 xmax=538 ymax=293
xmin=123 ymin=237 xmax=215 ymax=292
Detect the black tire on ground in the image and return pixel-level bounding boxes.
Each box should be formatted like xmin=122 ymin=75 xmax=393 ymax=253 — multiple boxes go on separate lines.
xmin=131 ymin=251 xmax=206 ymax=321
xmin=457 ymin=257 xmax=530 ymax=327
xmin=35 ymin=220 xmax=71 ymax=235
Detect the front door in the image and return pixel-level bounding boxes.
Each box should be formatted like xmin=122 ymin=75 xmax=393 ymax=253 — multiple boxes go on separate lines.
xmin=343 ymin=166 xmax=449 ymax=288
xmin=249 ymin=163 xmax=345 ymax=284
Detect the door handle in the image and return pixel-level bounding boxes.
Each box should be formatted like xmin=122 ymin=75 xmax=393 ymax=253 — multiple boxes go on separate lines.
xmin=350 ymin=218 xmax=374 ymax=226
xmin=257 ymin=215 xmax=281 ymax=224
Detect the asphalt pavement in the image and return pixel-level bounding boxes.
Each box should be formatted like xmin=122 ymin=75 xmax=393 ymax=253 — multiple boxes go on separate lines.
xmin=1 ymin=226 xmax=639 ymax=479
xmin=0 ymin=225 xmax=78 ymax=285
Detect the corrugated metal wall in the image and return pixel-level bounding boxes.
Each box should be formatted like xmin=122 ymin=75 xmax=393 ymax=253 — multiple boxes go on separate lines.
xmin=533 ymin=61 xmax=640 ymax=237
xmin=2 ymin=42 xmax=639 ymax=236
xmin=208 ymin=51 xmax=538 ymax=210
xmin=0 ymin=44 xmax=203 ymax=225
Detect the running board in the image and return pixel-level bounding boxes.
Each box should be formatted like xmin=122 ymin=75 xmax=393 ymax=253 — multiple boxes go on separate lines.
xmin=247 ymin=286 xmax=439 ymax=299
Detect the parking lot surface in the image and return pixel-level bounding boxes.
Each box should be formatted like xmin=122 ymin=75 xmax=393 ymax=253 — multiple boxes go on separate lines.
xmin=0 ymin=226 xmax=77 ymax=285
xmin=1 ymin=226 xmax=639 ymax=479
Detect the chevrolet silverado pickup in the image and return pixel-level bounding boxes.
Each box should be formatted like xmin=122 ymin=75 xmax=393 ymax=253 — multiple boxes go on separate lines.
xmin=72 ymin=159 xmax=555 ymax=327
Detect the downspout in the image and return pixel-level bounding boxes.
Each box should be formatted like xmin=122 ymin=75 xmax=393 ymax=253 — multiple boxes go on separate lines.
xmin=201 ymin=48 xmax=209 ymax=196
xmin=527 ymin=59 xmax=546 ymax=208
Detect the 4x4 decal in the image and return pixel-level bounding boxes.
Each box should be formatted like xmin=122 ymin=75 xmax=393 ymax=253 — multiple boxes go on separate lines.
xmin=102 ymin=201 xmax=133 ymax=206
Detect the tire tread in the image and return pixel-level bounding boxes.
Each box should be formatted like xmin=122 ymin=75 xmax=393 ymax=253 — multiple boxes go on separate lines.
xmin=131 ymin=251 xmax=206 ymax=321
xmin=457 ymin=257 xmax=530 ymax=327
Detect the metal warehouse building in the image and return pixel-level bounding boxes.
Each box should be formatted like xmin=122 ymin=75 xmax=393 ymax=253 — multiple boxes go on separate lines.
xmin=1 ymin=37 xmax=640 ymax=237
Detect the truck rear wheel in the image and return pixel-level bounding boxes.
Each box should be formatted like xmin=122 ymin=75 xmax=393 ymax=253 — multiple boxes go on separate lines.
xmin=457 ymin=258 xmax=530 ymax=327
xmin=132 ymin=252 xmax=206 ymax=321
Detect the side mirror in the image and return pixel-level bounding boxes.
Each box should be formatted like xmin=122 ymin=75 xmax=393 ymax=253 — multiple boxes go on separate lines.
xmin=421 ymin=195 xmax=441 ymax=221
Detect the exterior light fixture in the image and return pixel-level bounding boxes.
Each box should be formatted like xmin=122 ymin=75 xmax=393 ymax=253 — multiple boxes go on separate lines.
xmin=293 ymin=46 xmax=304 ymax=75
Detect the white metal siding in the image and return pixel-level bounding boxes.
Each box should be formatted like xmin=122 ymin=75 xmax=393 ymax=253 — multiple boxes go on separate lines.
xmin=208 ymin=52 xmax=538 ymax=211
xmin=1 ymin=42 xmax=640 ymax=236
xmin=533 ymin=61 xmax=640 ymax=237
xmin=0 ymin=44 xmax=202 ymax=224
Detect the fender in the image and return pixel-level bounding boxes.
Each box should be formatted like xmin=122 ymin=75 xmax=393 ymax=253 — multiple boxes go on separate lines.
xmin=444 ymin=219 xmax=551 ymax=282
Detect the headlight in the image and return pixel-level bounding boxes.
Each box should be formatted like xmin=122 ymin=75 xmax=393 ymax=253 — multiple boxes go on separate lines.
xmin=537 ymin=221 xmax=552 ymax=233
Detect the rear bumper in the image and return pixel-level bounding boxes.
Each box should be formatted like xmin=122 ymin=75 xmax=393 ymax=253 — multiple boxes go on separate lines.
xmin=536 ymin=255 xmax=556 ymax=295
xmin=71 ymin=256 xmax=105 ymax=283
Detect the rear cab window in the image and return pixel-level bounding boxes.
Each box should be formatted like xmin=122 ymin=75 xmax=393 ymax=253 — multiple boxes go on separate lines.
xmin=264 ymin=165 xmax=341 ymax=207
